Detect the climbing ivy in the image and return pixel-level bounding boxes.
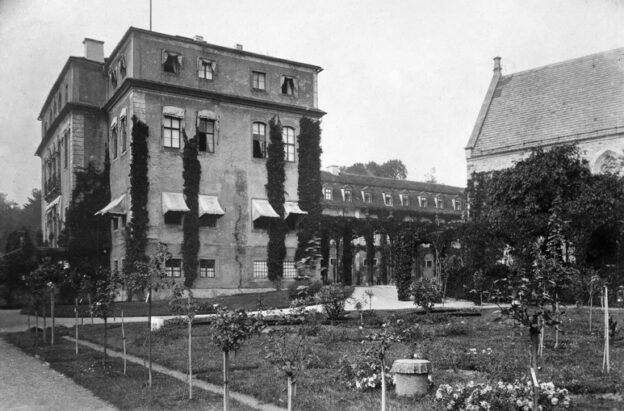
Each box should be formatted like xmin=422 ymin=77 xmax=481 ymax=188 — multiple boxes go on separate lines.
xmin=124 ymin=116 xmax=150 ymax=296
xmin=182 ymin=131 xmax=201 ymax=288
xmin=266 ymin=117 xmax=287 ymax=285
xmin=295 ymin=117 xmax=323 ymax=263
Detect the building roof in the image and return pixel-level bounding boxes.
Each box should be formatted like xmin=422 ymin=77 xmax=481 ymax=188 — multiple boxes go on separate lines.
xmin=467 ymin=48 xmax=624 ymax=157
xmin=321 ymin=171 xmax=464 ymax=195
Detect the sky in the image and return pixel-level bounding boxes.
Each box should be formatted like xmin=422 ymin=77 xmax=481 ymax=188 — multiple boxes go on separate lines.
xmin=1 ymin=0 xmax=623 ymax=205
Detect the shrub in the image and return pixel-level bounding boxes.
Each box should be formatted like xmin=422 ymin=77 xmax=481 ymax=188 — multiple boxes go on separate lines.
xmin=410 ymin=279 xmax=442 ymax=313
xmin=315 ymin=284 xmax=351 ymax=320
xmin=338 ymin=355 xmax=394 ymax=391
xmin=435 ymin=380 xmax=571 ymax=410
xmin=287 ymin=279 xmax=323 ymax=301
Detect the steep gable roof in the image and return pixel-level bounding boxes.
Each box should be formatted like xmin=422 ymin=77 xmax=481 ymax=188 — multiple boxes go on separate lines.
xmin=468 ymin=48 xmax=624 ymax=157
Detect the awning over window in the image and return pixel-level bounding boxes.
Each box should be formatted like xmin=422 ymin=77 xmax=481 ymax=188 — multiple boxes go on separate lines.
xmin=284 ymin=201 xmax=307 ymax=219
xmin=162 ymin=192 xmax=190 ymax=214
xmin=197 ymin=110 xmax=217 ymax=120
xmin=95 ymin=194 xmax=126 ymax=216
xmin=120 ymin=107 xmax=127 ymax=119
xmin=199 ymin=195 xmax=225 ymax=216
xmin=251 ymin=199 xmax=279 ymax=221
xmin=163 ymin=106 xmax=185 ymax=118
xmin=46 ymin=196 xmax=61 ymax=213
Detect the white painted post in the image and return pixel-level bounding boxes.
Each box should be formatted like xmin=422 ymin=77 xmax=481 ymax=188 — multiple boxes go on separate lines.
xmin=603 ymin=286 xmax=610 ymax=373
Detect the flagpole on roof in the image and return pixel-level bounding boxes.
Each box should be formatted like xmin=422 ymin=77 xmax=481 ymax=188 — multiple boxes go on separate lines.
xmin=149 ymin=0 xmax=152 ymax=31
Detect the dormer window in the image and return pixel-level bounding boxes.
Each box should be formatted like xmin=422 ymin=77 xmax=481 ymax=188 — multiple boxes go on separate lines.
xmin=362 ymin=191 xmax=372 ymax=203
xmin=383 ymin=193 xmax=393 ymax=206
xmin=281 ymin=76 xmax=295 ymax=95
xmin=435 ymin=197 xmax=444 ymax=209
xmin=400 ymin=193 xmax=409 ymax=206
xmin=323 ymin=187 xmax=333 ymax=200
xmin=198 ymin=58 xmax=215 ymax=80
xmin=418 ymin=196 xmax=428 ymax=208
xmin=163 ymin=51 xmax=182 ymax=74
xmin=453 ymin=198 xmax=462 ymax=210
xmin=341 ymin=188 xmax=352 ymax=202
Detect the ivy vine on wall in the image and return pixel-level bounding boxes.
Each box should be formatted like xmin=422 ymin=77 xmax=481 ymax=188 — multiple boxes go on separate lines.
xmin=182 ymin=131 xmax=201 ymax=287
xmin=266 ymin=117 xmax=287 ymax=285
xmin=124 ymin=116 xmax=150 ymax=295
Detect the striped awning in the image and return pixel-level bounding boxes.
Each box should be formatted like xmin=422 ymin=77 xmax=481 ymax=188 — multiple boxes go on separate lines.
xmin=45 ymin=196 xmax=61 ymax=213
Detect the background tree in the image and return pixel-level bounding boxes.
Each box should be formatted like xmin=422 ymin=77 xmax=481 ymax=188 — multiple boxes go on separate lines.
xmin=341 ymin=159 xmax=408 ymax=180
xmin=0 ymin=231 xmax=37 ymax=305
xmin=266 ymin=117 xmax=287 ymax=286
xmin=182 ymin=131 xmax=201 ymax=287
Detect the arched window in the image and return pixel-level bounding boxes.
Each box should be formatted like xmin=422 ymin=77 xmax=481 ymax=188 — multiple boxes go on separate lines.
xmin=283 ymin=126 xmax=295 ymax=162
xmin=252 ymin=122 xmax=266 ymax=158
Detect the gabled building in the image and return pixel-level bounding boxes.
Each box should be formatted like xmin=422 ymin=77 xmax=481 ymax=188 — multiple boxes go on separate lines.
xmin=37 ymin=28 xmax=324 ymax=295
xmin=466 ymin=49 xmax=624 ymax=176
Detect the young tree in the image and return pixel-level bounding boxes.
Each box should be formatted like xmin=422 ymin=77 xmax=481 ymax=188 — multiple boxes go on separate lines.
xmin=126 ymin=243 xmax=174 ymax=387
xmin=91 ymin=268 xmax=121 ymax=367
xmin=169 ymin=284 xmax=200 ymax=399
xmin=211 ymin=308 xmax=262 ymax=411
xmin=363 ymin=326 xmax=400 ymax=411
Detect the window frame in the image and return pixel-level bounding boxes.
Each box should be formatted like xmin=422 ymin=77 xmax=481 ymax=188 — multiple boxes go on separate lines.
xmin=281 ymin=76 xmax=295 ymax=95
xmin=251 ymin=71 xmax=266 ymax=90
xmin=343 ymin=188 xmax=352 ymax=202
xmin=362 ymin=191 xmax=372 ymax=204
xmin=111 ymin=125 xmax=118 ymax=159
xmin=400 ymin=193 xmax=409 ymax=207
xmin=283 ymin=126 xmax=295 ymax=162
xmin=120 ymin=116 xmax=127 ymax=154
xmin=253 ymin=260 xmax=268 ymax=279
xmin=197 ymin=118 xmax=215 ymax=153
xmin=163 ymin=115 xmax=182 ymax=149
xmin=323 ymin=187 xmax=333 ymax=200
xmin=197 ymin=58 xmax=215 ymax=80
xmin=165 ymin=258 xmax=182 ymax=278
xmin=162 ymin=50 xmax=182 ymax=74
xmin=199 ymin=259 xmax=216 ymax=278
xmin=252 ymin=122 xmax=267 ymax=159
xmin=383 ymin=192 xmax=393 ymax=206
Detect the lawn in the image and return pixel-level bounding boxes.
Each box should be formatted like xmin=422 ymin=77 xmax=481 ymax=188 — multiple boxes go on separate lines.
xmin=3 ymin=330 xmax=254 ymax=411
xmin=21 ymin=290 xmax=294 ymax=317
xmin=69 ymin=306 xmax=624 ymax=410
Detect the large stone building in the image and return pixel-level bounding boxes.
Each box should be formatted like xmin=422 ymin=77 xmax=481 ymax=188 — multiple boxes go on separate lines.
xmin=37 ymin=28 xmax=324 ymax=294
xmin=465 ymin=49 xmax=624 ymax=176
xmin=320 ymin=169 xmax=464 ymax=284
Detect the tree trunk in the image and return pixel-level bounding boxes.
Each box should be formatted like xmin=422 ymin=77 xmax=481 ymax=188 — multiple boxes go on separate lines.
xmin=287 ymin=375 xmax=293 ymax=411
xmin=223 ymin=350 xmax=230 ymax=411
xmin=589 ymin=294 xmax=593 ymax=332
xmin=121 ymin=310 xmax=127 ymax=375
xmin=603 ymin=287 xmax=610 ymax=373
xmin=88 ymin=293 xmax=94 ymax=325
xmin=554 ymin=301 xmax=560 ymax=349
xmin=42 ymin=302 xmax=47 ymax=344
xmin=103 ymin=316 xmax=108 ymax=366
xmin=75 ymin=298 xmax=79 ymax=356
xmin=50 ymin=286 xmax=55 ymax=345
xmin=530 ymin=326 xmax=540 ymax=411
xmin=35 ymin=310 xmax=39 ymax=345
xmin=381 ymin=358 xmax=387 ymax=411
xmin=148 ymin=288 xmax=153 ymax=387
xmin=188 ymin=314 xmax=193 ymax=399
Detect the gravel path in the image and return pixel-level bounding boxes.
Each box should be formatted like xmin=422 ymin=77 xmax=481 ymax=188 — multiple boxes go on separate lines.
xmin=0 ymin=337 xmax=117 ymax=411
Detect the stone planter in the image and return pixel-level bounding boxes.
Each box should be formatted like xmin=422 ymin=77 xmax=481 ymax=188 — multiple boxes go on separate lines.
xmin=390 ymin=359 xmax=431 ymax=397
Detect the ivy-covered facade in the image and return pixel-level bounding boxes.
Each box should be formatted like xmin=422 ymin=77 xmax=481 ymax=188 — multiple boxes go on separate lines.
xmin=38 ymin=28 xmax=325 ymax=295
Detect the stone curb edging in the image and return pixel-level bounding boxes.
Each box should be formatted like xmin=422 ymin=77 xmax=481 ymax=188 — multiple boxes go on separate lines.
xmin=62 ymin=336 xmax=285 ymax=411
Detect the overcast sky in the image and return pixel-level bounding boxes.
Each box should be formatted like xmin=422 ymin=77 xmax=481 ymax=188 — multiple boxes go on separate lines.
xmin=1 ymin=0 xmax=623 ymax=205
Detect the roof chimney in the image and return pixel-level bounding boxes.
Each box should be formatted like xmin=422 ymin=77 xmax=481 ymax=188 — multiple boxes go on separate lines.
xmin=236 ymin=44 xmax=243 ymax=51
xmin=194 ymin=35 xmax=205 ymax=42
xmin=493 ymin=56 xmax=502 ymax=72
xmin=83 ymin=38 xmax=104 ymax=63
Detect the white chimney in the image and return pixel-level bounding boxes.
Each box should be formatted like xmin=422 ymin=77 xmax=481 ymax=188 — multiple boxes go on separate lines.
xmin=83 ymin=38 xmax=104 ymax=63
xmin=236 ymin=44 xmax=243 ymax=51
xmin=194 ymin=35 xmax=205 ymax=42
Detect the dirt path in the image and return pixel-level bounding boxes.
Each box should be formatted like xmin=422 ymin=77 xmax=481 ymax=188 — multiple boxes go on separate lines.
xmin=0 ymin=337 xmax=117 ymax=411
